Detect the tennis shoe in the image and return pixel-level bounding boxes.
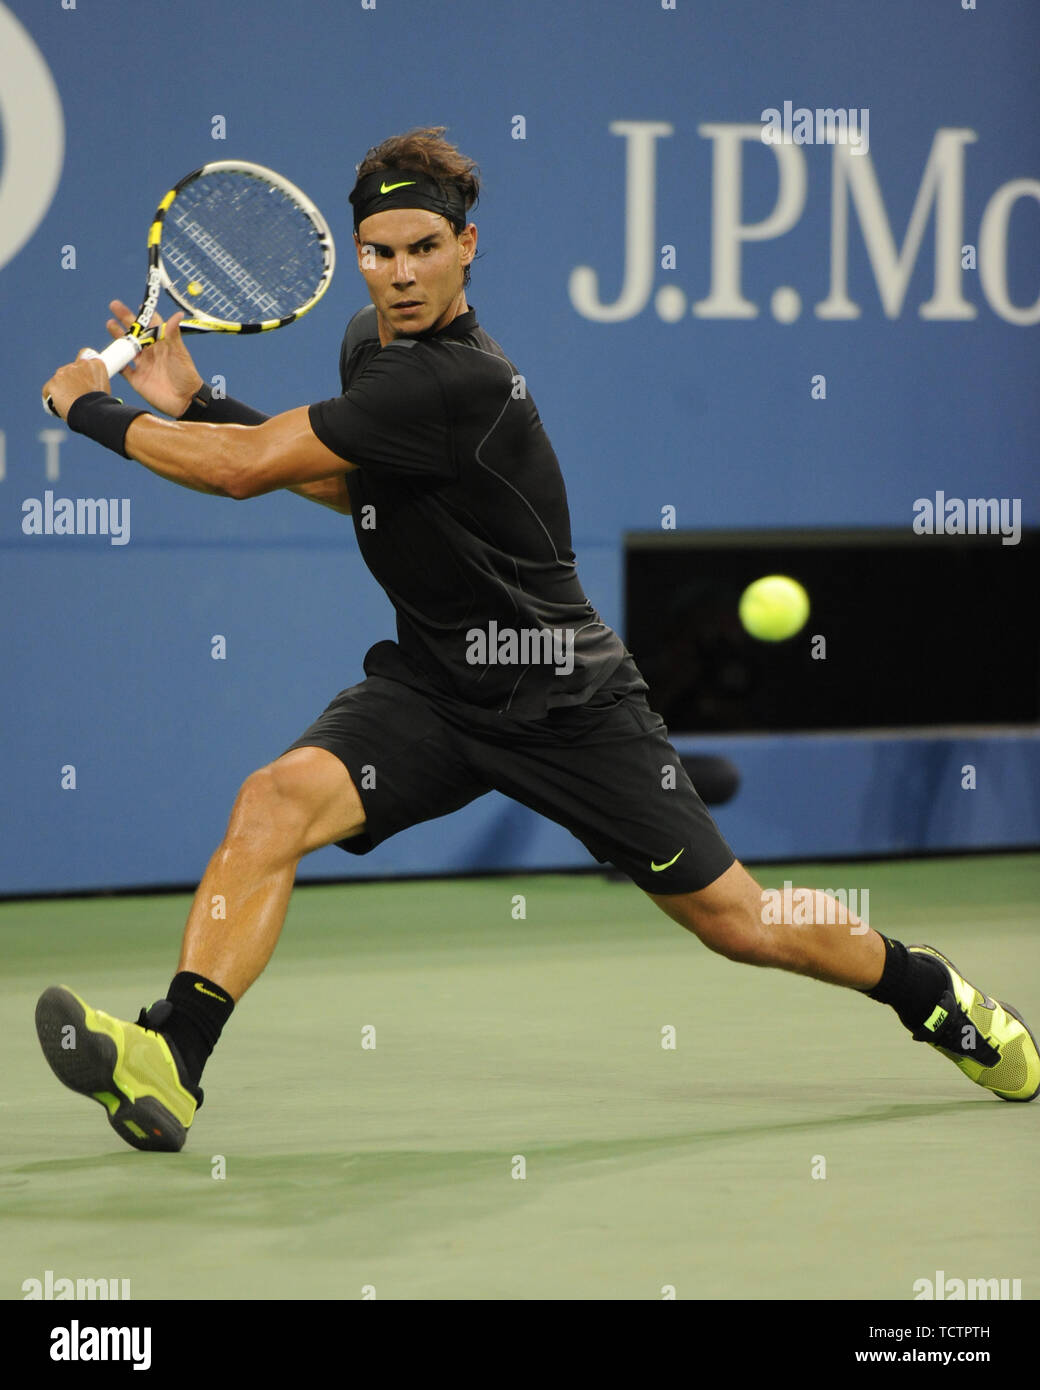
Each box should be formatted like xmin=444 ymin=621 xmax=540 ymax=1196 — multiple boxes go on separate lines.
xmin=36 ymin=985 xmax=201 ymax=1151
xmin=908 ymin=946 xmax=1040 ymax=1101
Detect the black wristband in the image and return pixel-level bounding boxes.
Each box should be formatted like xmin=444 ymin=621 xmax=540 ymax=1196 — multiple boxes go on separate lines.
xmin=66 ymin=392 xmax=149 ymax=458
xmin=180 ymin=382 xmax=269 ymax=426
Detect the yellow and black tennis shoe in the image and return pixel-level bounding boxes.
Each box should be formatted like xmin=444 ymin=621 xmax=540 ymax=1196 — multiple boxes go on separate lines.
xmin=35 ymin=985 xmax=201 ymax=1151
xmin=908 ymin=946 xmax=1040 ymax=1102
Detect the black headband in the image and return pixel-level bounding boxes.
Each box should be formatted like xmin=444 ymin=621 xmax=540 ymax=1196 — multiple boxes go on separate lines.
xmin=349 ymin=168 xmax=469 ymax=235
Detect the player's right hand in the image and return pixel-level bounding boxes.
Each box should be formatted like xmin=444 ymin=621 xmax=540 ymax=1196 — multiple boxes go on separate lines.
xmin=106 ymin=300 xmax=205 ymax=419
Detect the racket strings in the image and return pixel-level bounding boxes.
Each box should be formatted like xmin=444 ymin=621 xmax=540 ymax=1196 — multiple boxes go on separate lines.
xmin=162 ymin=171 xmax=328 ymax=323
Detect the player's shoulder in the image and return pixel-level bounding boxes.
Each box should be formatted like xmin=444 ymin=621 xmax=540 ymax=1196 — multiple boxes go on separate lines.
xmin=427 ymin=313 xmax=516 ymax=384
xmin=344 ymin=303 xmax=380 ymax=353
xmin=339 ymin=304 xmax=381 ymax=391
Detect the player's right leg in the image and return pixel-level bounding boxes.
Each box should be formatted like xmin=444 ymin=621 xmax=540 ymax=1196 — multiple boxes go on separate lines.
xmin=175 ymin=746 xmax=368 ymax=1001
xmin=35 ymin=747 xmax=366 ymax=1152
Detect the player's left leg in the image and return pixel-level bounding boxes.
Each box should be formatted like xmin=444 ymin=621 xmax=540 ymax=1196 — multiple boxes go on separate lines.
xmin=646 ymin=858 xmax=884 ymax=986
xmin=647 ymin=860 xmax=1040 ymax=1102
xmin=472 ymin=676 xmax=1038 ymax=1103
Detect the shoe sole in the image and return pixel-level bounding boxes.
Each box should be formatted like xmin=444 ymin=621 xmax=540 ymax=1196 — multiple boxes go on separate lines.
xmin=910 ymin=946 xmax=1040 ymax=1103
xmin=35 ymin=986 xmax=189 ymax=1151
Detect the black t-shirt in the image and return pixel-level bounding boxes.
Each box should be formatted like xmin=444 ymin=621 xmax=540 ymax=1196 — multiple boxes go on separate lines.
xmin=309 ymin=304 xmax=638 ymax=718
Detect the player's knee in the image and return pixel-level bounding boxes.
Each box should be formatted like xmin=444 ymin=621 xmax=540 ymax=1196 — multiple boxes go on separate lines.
xmin=224 ymin=763 xmax=310 ymax=858
xmin=675 ymin=899 xmax=779 ymax=967
xmin=665 ymin=862 xmax=786 ymax=967
xmin=702 ymin=918 xmax=776 ymax=966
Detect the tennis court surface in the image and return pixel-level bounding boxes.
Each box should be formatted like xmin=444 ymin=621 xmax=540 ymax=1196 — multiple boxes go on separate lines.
xmin=3 ymin=854 xmax=1037 ymax=1301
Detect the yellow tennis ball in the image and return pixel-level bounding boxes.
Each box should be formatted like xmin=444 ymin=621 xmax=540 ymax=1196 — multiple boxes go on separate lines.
xmin=739 ymin=575 xmax=810 ymax=642
xmin=187 ymin=280 xmax=203 ymax=296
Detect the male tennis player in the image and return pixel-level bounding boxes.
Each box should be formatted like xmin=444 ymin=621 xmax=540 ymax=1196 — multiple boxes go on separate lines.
xmin=38 ymin=128 xmax=1039 ymax=1150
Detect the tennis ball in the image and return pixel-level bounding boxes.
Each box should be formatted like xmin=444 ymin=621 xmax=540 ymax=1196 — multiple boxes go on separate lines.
xmin=738 ymin=574 xmax=809 ymax=642
xmin=187 ymin=280 xmax=203 ymax=296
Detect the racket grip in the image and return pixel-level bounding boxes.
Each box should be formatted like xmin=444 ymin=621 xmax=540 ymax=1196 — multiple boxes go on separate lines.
xmin=97 ymin=337 xmax=142 ymax=376
xmin=42 ymin=339 xmax=142 ymax=415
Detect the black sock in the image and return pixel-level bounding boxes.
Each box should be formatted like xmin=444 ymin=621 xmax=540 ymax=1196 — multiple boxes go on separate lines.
xmin=864 ymin=936 xmax=948 ymax=1031
xmin=155 ymin=972 xmax=235 ymax=1088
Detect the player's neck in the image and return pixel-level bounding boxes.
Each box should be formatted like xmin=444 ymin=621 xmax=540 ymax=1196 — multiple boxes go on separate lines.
xmin=378 ymin=291 xmax=469 ymax=347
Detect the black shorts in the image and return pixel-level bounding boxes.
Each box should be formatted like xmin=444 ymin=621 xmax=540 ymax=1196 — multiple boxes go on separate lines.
xmin=284 ymin=672 xmax=735 ymax=895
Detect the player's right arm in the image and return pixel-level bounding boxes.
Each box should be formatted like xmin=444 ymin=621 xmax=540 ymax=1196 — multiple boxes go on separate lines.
xmin=106 ymin=300 xmax=352 ymax=514
xmin=121 ymin=407 xmax=357 ymax=499
xmin=42 ymin=349 xmax=356 ymax=500
xmin=284 ymin=475 xmax=353 ymax=514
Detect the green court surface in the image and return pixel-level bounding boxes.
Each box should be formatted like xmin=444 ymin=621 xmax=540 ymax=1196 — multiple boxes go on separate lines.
xmin=2 ymin=855 xmax=1037 ymax=1301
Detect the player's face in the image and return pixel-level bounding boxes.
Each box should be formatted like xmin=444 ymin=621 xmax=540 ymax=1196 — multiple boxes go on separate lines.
xmin=356 ymin=208 xmax=477 ymax=343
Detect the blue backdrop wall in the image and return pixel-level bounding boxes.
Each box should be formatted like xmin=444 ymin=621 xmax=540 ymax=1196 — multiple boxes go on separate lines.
xmin=2 ymin=0 xmax=1038 ymax=894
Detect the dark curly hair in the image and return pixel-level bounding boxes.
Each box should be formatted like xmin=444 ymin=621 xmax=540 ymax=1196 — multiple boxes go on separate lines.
xmin=355 ymin=126 xmax=480 ymax=285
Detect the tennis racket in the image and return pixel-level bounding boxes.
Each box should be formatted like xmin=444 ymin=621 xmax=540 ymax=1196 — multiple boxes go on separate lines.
xmin=44 ymin=159 xmax=335 ymax=413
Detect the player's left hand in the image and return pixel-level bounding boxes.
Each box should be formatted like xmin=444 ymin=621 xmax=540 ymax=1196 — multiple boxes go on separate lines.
xmin=42 ymin=351 xmax=111 ymax=421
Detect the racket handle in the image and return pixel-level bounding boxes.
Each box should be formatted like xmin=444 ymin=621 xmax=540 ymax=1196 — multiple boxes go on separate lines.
xmin=42 ymin=338 xmax=142 ymax=415
xmin=97 ymin=336 xmax=143 ymax=376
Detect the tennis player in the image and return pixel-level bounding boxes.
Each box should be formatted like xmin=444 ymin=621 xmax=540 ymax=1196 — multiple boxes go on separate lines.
xmin=37 ymin=128 xmax=1039 ymax=1150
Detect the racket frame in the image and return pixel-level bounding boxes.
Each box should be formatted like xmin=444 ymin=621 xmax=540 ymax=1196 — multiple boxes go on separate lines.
xmin=44 ymin=159 xmax=336 ymax=409
xmin=149 ymin=159 xmax=337 ymax=337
